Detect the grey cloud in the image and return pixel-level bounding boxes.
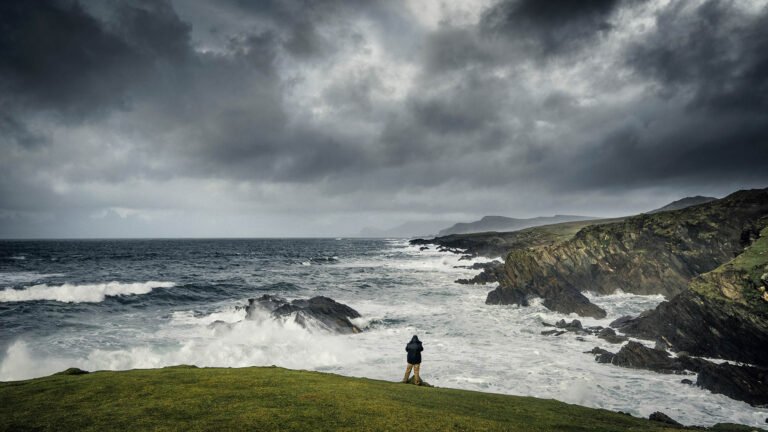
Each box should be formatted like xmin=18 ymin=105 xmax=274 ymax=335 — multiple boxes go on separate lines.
xmin=480 ymin=0 xmax=624 ymax=57
xmin=0 ymin=0 xmax=140 ymax=120
xmin=1 ymin=0 xmax=766 ymax=238
xmin=628 ymin=0 xmax=768 ymax=112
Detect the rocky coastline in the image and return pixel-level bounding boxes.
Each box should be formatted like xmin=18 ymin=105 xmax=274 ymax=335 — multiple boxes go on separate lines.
xmin=411 ymin=187 xmax=768 ymax=408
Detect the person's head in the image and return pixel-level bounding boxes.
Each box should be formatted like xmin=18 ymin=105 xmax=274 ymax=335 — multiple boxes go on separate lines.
xmin=411 ymin=335 xmax=419 ymax=342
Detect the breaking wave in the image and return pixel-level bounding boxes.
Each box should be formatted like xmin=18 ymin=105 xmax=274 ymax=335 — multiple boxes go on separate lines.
xmin=0 ymin=281 xmax=175 ymax=303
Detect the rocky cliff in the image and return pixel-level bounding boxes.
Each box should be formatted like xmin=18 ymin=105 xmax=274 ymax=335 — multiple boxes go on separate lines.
xmin=614 ymin=224 xmax=768 ymax=366
xmin=487 ymin=188 xmax=768 ymax=317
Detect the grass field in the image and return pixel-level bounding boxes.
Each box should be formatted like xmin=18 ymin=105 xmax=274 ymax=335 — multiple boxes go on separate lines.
xmin=0 ymin=365 xmax=761 ymax=432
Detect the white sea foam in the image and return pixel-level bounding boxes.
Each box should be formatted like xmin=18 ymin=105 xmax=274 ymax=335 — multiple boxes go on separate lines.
xmin=0 ymin=240 xmax=765 ymax=427
xmin=0 ymin=281 xmax=175 ymax=303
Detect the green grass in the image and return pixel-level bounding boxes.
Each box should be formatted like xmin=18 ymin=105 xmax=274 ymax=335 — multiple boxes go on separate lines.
xmin=690 ymin=225 xmax=768 ymax=312
xmin=0 ymin=365 xmax=735 ymax=432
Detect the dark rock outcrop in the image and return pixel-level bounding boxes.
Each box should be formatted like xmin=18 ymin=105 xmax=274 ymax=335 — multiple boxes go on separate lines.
xmin=486 ymin=286 xmax=529 ymax=306
xmin=648 ymin=412 xmax=682 ymax=426
xmin=456 ymin=262 xmax=505 ymax=285
xmin=246 ymin=295 xmax=362 ymax=334
xmin=590 ymin=341 xmax=704 ymax=374
xmin=614 ymin=290 xmax=768 ymax=367
xmin=487 ymin=274 xmax=608 ymax=317
xmin=597 ymin=328 xmax=628 ymax=344
xmin=589 ymin=342 xmax=768 ymax=407
xmin=696 ymin=362 xmax=768 ymax=407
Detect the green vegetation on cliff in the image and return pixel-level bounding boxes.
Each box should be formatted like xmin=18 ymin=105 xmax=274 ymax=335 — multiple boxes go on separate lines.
xmin=616 ymin=218 xmax=768 ymax=366
xmin=488 ymin=188 xmax=768 ymax=316
xmin=690 ymin=224 xmax=768 ymax=313
xmin=420 ymin=217 xmax=625 ymax=257
xmin=1 ymin=366 xmax=752 ymax=432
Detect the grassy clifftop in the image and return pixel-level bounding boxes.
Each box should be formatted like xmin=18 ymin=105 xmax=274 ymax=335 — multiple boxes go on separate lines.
xmin=690 ymin=224 xmax=768 ymax=313
xmin=486 ymin=188 xmax=768 ymax=317
xmin=0 ymin=366 xmax=753 ymax=432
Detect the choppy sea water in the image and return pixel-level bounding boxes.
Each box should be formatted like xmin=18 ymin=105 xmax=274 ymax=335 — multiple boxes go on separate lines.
xmin=0 ymin=239 xmax=765 ymax=427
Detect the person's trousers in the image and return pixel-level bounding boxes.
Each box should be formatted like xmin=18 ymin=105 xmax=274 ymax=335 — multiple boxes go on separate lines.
xmin=403 ymin=363 xmax=421 ymax=383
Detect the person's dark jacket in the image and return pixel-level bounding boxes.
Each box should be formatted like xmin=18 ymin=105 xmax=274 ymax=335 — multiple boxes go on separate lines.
xmin=405 ymin=336 xmax=423 ymax=364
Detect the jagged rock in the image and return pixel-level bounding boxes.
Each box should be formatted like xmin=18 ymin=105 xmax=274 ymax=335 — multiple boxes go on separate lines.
xmin=246 ymin=295 xmax=362 ymax=334
xmin=597 ymin=328 xmax=628 ymax=344
xmin=456 ymin=262 xmax=506 ymax=285
xmin=696 ymin=362 xmax=768 ymax=407
xmin=487 ymin=283 xmax=606 ymax=318
xmin=586 ymin=347 xmax=618 ymax=364
xmin=649 ymin=412 xmax=682 ymax=426
xmin=615 ymin=290 xmax=768 ymax=366
xmin=681 ymin=379 xmax=694 ymax=385
xmin=654 ymin=339 xmax=672 ymax=351
xmin=556 ymin=319 xmax=582 ymax=330
xmin=592 ymin=341 xmax=703 ymax=374
xmin=486 ymin=286 xmax=529 ymax=307
xmin=609 ymin=315 xmax=634 ymax=328
xmin=419 ymin=246 xmax=429 ymax=251
xmin=541 ymin=330 xmax=566 ymax=336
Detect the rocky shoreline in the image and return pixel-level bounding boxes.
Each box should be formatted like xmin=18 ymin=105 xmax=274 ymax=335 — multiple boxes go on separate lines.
xmin=411 ymin=187 xmax=768 ymax=409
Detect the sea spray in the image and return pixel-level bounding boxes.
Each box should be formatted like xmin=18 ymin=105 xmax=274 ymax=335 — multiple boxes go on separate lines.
xmin=0 ymin=281 xmax=175 ymax=303
xmin=0 ymin=238 xmax=765 ymax=427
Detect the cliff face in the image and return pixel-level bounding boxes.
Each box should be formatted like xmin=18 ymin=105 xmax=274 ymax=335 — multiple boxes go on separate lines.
xmin=615 ymin=224 xmax=768 ymax=366
xmin=411 ymin=218 xmax=621 ymax=258
xmin=487 ymin=189 xmax=768 ymax=317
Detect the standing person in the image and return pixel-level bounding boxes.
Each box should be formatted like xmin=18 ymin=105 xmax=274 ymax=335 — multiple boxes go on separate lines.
xmin=402 ymin=335 xmax=423 ymax=385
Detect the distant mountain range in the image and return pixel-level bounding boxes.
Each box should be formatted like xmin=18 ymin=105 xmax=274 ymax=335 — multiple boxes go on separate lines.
xmin=647 ymin=196 xmax=717 ymax=213
xmin=358 ymin=220 xmax=452 ymax=238
xmin=437 ymin=215 xmax=596 ymax=237
xmin=358 ymin=195 xmax=720 ymax=238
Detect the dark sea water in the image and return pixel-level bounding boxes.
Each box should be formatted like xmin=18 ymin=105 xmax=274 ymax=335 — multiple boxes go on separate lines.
xmin=0 ymin=239 xmax=765 ymax=427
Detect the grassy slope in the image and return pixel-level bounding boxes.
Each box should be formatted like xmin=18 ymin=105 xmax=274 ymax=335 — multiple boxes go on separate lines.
xmin=0 ymin=366 xmax=741 ymax=432
xmin=690 ymin=225 xmax=768 ymax=313
xmin=431 ymin=217 xmax=626 ymax=258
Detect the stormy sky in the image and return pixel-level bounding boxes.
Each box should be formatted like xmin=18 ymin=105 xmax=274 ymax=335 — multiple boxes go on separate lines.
xmin=1 ymin=0 xmax=767 ymax=238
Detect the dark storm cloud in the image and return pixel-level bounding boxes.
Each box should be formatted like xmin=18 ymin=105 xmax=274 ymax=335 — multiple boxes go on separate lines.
xmin=1 ymin=0 xmax=767 ymax=237
xmin=556 ymin=0 xmax=768 ymax=191
xmin=628 ymin=0 xmax=768 ymax=112
xmin=479 ymin=0 xmax=624 ymax=57
xmin=0 ymin=0 xmax=140 ymax=119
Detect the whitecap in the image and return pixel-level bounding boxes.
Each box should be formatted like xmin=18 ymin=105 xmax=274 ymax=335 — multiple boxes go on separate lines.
xmin=0 ymin=281 xmax=175 ymax=303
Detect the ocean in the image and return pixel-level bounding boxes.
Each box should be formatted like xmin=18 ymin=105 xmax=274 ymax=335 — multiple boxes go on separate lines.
xmin=0 ymin=238 xmax=765 ymax=427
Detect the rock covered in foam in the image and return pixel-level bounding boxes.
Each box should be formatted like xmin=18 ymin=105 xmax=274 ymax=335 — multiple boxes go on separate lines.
xmin=246 ymin=294 xmax=363 ymax=334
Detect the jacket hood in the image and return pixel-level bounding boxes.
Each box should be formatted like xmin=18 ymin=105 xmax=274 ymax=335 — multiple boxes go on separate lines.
xmin=410 ymin=335 xmax=420 ymax=343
